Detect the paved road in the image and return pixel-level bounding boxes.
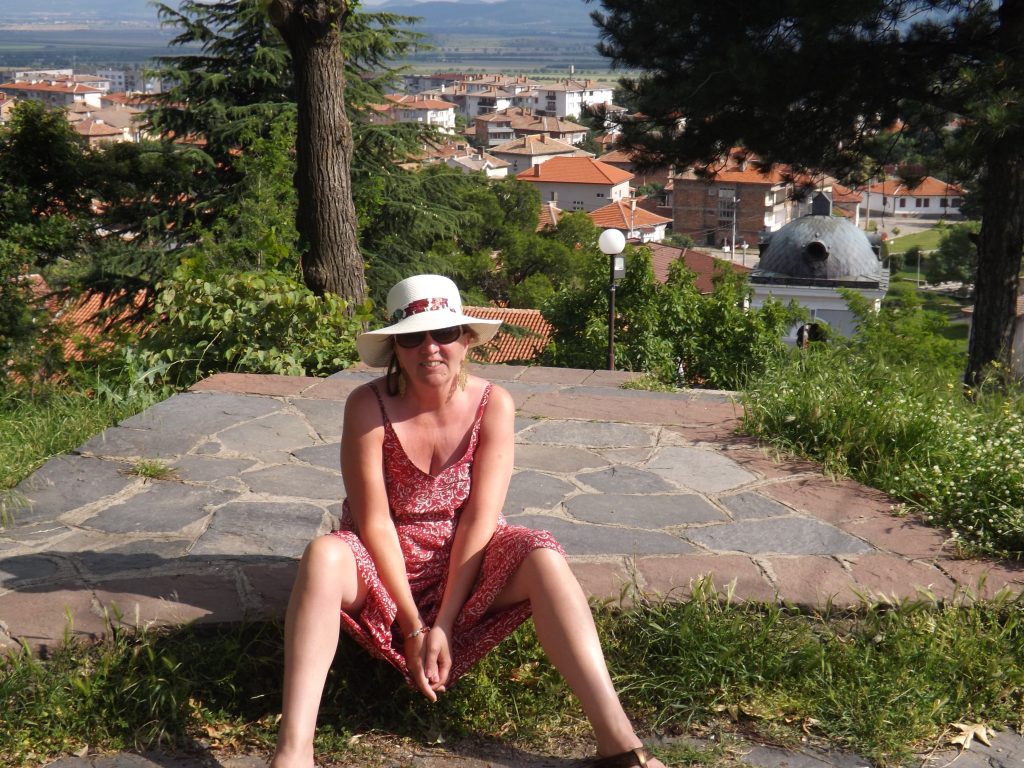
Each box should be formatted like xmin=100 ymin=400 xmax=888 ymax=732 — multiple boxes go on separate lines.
xmin=2 ymin=365 xmax=1021 ymax=767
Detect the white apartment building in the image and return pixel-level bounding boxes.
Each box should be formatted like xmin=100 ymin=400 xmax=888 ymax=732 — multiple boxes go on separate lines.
xmin=526 ymin=79 xmax=614 ymax=119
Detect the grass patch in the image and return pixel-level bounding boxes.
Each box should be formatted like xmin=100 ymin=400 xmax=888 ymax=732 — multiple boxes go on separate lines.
xmin=127 ymin=460 xmax=178 ymax=481
xmin=886 ymin=226 xmax=946 ymax=254
xmin=743 ymin=345 xmax=1024 ymax=557
xmin=0 ymin=385 xmax=144 ymax=491
xmin=621 ymin=374 xmax=680 ymax=393
xmin=3 ymin=587 xmax=1023 ymax=766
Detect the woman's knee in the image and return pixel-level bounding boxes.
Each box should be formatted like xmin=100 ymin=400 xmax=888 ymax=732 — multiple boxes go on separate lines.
xmin=297 ymin=535 xmax=364 ymax=608
xmin=523 ymin=546 xmax=572 ymax=583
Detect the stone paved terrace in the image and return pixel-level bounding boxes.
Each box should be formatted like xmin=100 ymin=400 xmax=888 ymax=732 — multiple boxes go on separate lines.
xmin=3 ymin=364 xmax=1023 ymax=654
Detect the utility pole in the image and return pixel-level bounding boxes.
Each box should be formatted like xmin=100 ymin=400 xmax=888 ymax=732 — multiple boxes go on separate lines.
xmin=731 ymin=194 xmax=738 ymax=261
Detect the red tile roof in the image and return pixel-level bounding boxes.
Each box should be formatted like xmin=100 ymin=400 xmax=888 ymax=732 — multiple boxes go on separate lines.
xmin=73 ymin=118 xmax=123 ymax=137
xmin=491 ymin=134 xmax=581 ymax=156
xmin=596 ymin=148 xmax=635 ymax=165
xmin=832 ymin=182 xmax=860 ymax=202
xmin=516 ymin=156 xmax=633 ymax=185
xmin=384 ymin=94 xmax=456 ymax=110
xmin=674 ymin=147 xmax=792 ymax=186
xmin=589 ymin=199 xmax=671 ymax=230
xmin=537 ymin=202 xmax=562 ymax=231
xmin=644 ymin=243 xmax=752 ymax=293
xmin=0 ymin=81 xmax=102 ymax=95
xmin=464 ymin=306 xmax=552 ymax=363
xmin=27 ymin=275 xmax=147 ymax=362
xmin=867 ymin=176 xmax=966 ymax=197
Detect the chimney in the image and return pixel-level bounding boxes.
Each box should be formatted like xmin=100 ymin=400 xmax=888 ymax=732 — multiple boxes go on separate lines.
xmin=811 ymin=191 xmax=833 ymax=216
xmin=533 ymin=163 xmax=541 ymax=176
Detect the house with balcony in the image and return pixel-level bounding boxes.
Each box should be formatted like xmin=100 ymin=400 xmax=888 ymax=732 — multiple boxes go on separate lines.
xmin=672 ymin=150 xmax=797 ymax=248
xmin=475 ymin=107 xmax=588 ymax=147
xmin=525 ymin=79 xmax=614 ymax=119
xmin=381 ymin=94 xmax=457 ymax=133
xmin=516 ymin=156 xmax=633 ymax=212
xmin=474 ymin=112 xmax=516 ymax=147
xmin=490 ymin=134 xmax=592 ymax=175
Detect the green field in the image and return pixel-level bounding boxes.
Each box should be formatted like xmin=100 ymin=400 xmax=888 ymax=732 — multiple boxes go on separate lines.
xmin=885 ymin=221 xmax=979 ymax=255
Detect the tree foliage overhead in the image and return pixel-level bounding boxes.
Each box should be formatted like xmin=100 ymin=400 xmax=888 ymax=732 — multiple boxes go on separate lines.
xmin=590 ymin=0 xmax=1024 ymax=386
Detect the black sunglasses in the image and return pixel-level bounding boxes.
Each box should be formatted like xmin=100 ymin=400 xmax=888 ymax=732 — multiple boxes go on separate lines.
xmin=395 ymin=325 xmax=464 ymax=349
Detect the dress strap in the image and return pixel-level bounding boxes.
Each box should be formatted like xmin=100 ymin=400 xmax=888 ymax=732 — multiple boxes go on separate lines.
xmin=467 ymin=383 xmax=494 ymax=450
xmin=367 ymin=383 xmax=391 ymax=427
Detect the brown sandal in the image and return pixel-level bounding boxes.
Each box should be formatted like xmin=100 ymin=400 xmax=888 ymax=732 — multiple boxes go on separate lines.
xmin=590 ymin=746 xmax=652 ymax=767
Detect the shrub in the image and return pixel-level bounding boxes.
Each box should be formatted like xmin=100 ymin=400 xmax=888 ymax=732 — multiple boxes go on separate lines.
xmin=743 ymin=282 xmax=1023 ymax=558
xmin=541 ymin=231 xmax=801 ymax=389
xmin=139 ymin=263 xmax=367 ymax=386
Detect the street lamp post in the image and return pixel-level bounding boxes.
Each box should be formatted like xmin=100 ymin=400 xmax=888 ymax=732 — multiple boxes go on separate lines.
xmin=598 ymin=228 xmax=627 ymax=371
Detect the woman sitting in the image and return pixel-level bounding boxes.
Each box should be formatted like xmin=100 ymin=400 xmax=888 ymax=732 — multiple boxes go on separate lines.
xmin=272 ymin=275 xmax=666 ymax=768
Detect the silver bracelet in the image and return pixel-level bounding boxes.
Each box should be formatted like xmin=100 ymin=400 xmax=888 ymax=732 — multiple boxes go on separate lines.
xmin=406 ymin=625 xmax=430 ymax=639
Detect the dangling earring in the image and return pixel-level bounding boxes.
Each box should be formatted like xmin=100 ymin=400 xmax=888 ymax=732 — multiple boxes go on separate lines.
xmin=458 ymin=361 xmax=468 ymax=391
xmin=386 ymin=352 xmax=403 ymax=397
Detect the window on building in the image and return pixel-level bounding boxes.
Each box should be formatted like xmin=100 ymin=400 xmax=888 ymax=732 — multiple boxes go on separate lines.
xmin=915 ymin=198 xmax=922 ymax=208
xmin=899 ymin=198 xmax=906 ymax=208
xmin=940 ymin=198 xmax=948 ymax=207
xmin=951 ymin=197 xmax=962 ymax=207
xmin=572 ymin=200 xmax=584 ymax=211
xmin=717 ymin=188 xmax=736 ymax=228
xmin=596 ymin=192 xmax=605 ymax=198
xmin=923 ymin=198 xmax=930 ymax=207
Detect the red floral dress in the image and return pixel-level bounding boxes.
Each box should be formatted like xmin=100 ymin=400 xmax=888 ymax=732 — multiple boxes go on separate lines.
xmin=330 ymin=382 xmax=563 ymax=686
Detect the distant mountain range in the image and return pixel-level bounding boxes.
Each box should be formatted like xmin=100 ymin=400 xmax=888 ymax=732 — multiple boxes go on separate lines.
xmin=380 ymin=0 xmax=596 ymax=36
xmin=0 ymin=0 xmax=599 ymax=37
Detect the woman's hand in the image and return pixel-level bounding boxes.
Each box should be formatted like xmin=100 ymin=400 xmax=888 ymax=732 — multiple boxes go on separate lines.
xmin=404 ymin=630 xmax=438 ymax=702
xmin=422 ymin=625 xmax=452 ymax=694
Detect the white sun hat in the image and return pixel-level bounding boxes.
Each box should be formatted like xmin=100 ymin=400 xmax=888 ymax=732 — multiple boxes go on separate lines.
xmin=356 ymin=274 xmax=503 ymax=368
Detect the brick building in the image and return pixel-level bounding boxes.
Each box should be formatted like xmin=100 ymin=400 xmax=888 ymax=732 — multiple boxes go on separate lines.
xmin=672 ymin=150 xmax=796 ymax=248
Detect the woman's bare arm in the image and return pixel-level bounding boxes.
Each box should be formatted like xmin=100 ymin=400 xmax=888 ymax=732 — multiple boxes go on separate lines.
xmin=424 ymin=384 xmax=515 ymax=689
xmin=341 ymin=385 xmax=435 ymax=698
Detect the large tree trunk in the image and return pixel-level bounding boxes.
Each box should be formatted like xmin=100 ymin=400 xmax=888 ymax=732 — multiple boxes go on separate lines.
xmin=965 ymin=0 xmax=1024 ymax=389
xmin=967 ymin=143 xmax=1024 ymax=388
xmin=268 ymin=0 xmax=366 ymax=306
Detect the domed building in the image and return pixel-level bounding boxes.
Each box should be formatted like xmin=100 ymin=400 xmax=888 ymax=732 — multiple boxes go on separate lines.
xmin=749 ymin=193 xmax=888 ymax=343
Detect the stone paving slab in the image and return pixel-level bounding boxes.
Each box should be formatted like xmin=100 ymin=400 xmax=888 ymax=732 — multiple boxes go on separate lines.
xmin=4 ymin=364 xmax=1024 ymax=659
xmin=2 ymin=365 xmax=1022 ymax=768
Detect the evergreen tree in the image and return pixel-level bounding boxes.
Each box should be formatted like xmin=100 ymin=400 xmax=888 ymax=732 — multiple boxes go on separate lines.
xmin=590 ymin=0 xmax=1024 ymax=387
xmin=148 ymin=0 xmax=423 ymax=303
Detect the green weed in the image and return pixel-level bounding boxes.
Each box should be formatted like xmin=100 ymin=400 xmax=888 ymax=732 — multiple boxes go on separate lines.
xmin=128 ymin=460 xmax=177 ymax=481
xmin=3 ymin=590 xmax=1023 ymax=766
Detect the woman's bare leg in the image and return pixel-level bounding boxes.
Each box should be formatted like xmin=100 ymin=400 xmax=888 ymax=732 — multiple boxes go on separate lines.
xmin=492 ymin=547 xmax=665 ymax=766
xmin=271 ymin=535 xmax=366 ymax=768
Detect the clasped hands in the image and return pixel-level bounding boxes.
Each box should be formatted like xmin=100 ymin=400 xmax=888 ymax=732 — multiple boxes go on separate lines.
xmin=404 ymin=622 xmax=452 ymax=702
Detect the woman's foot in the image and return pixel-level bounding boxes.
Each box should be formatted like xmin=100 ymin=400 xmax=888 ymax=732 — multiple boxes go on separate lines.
xmin=590 ymin=745 xmax=668 ymax=767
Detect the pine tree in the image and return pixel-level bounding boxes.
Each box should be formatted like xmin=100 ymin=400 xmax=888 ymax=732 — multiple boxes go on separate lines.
xmin=590 ymin=0 xmax=1024 ymax=387
xmin=148 ymin=0 xmax=422 ymax=303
